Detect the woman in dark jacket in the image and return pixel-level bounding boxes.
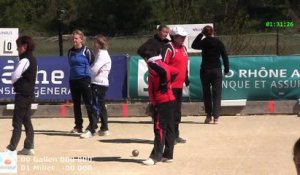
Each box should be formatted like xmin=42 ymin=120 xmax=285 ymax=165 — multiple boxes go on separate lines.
xmin=6 ymin=36 xmax=37 ymax=155
xmin=192 ymin=25 xmax=229 ymax=124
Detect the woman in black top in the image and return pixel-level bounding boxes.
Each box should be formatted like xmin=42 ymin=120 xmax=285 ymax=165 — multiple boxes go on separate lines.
xmin=192 ymin=25 xmax=229 ymax=124
xmin=6 ymin=36 xmax=37 ymax=155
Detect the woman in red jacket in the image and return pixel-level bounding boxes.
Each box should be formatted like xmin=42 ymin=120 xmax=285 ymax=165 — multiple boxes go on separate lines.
xmin=140 ymin=46 xmax=178 ymax=165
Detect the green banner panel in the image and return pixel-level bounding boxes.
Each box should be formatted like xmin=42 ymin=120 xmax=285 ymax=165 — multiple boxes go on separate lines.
xmin=129 ymin=55 xmax=300 ymax=101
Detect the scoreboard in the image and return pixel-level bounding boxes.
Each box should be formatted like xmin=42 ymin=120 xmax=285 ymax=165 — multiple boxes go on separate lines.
xmin=0 ymin=28 xmax=19 ymax=56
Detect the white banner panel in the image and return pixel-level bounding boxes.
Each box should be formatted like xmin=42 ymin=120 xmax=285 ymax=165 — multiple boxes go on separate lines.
xmin=0 ymin=28 xmax=19 ymax=56
xmin=167 ymin=24 xmax=213 ymax=53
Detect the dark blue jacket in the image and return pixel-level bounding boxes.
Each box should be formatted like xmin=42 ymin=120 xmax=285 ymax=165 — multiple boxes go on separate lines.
xmin=68 ymin=46 xmax=94 ymax=80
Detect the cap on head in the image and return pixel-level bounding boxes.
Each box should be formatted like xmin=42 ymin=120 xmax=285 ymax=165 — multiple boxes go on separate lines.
xmin=170 ymin=26 xmax=188 ymax=36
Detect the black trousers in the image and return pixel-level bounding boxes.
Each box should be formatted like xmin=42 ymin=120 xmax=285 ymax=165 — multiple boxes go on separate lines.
xmin=7 ymin=94 xmax=34 ymax=151
xmin=172 ymin=88 xmax=182 ymax=138
xmin=69 ymin=77 xmax=97 ymax=133
xmin=200 ymin=68 xmax=223 ymax=118
xmin=150 ymin=101 xmax=175 ymax=161
xmin=91 ymin=84 xmax=109 ymax=131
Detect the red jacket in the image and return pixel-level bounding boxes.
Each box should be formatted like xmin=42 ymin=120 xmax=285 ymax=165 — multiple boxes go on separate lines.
xmin=161 ymin=42 xmax=188 ymax=89
xmin=147 ymin=56 xmax=178 ymax=106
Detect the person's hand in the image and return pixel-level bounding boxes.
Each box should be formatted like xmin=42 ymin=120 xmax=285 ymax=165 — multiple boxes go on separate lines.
xmin=201 ymin=28 xmax=206 ymax=36
xmin=147 ymin=103 xmax=157 ymax=116
xmin=149 ymin=104 xmax=157 ymax=113
xmin=171 ymin=74 xmax=177 ymax=82
xmin=160 ymin=82 xmax=167 ymax=93
xmin=224 ymin=69 xmax=229 ymax=75
xmin=185 ymin=78 xmax=190 ymax=87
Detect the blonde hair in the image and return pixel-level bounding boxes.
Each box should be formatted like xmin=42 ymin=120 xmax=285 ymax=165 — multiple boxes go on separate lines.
xmin=72 ymin=29 xmax=86 ymax=44
xmin=94 ymin=34 xmax=108 ymax=49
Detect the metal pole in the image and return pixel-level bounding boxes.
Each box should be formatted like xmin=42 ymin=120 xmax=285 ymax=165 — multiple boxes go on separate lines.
xmin=276 ymin=28 xmax=279 ymax=55
xmin=57 ymin=9 xmax=65 ymax=56
xmin=58 ymin=20 xmax=63 ymax=56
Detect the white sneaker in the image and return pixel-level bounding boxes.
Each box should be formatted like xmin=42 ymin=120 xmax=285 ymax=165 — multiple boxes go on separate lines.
xmin=17 ymin=148 xmax=35 ymax=156
xmin=4 ymin=149 xmax=16 ymax=154
xmin=142 ymin=158 xmax=155 ymax=165
xmin=98 ymin=130 xmax=110 ymax=136
xmin=161 ymin=157 xmax=173 ymax=163
xmin=80 ymin=130 xmax=93 ymax=139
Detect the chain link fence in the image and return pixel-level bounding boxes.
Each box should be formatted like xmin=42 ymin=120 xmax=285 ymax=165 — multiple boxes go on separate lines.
xmin=33 ymin=32 xmax=300 ymax=56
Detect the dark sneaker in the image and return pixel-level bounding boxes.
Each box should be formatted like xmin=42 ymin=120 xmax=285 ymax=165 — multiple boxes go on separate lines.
xmin=98 ymin=130 xmax=110 ymax=136
xmin=17 ymin=148 xmax=35 ymax=156
xmin=214 ymin=118 xmax=219 ymax=124
xmin=175 ymin=137 xmax=186 ymax=144
xmin=204 ymin=117 xmax=213 ymax=124
xmin=161 ymin=157 xmax=173 ymax=163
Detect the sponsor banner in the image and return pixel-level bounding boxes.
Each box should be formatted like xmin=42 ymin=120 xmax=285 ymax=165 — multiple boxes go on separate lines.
xmin=0 ymin=56 xmax=70 ymax=101
xmin=221 ymin=55 xmax=300 ymax=100
xmin=0 ymin=55 xmax=128 ymax=101
xmin=105 ymin=55 xmax=128 ymax=100
xmin=129 ymin=55 xmax=300 ymax=101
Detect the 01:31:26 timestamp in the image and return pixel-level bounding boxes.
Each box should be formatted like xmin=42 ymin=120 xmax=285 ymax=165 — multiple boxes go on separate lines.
xmin=265 ymin=21 xmax=295 ymax=28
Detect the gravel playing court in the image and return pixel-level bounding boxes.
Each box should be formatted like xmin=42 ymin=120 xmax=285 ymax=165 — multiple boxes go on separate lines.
xmin=0 ymin=115 xmax=299 ymax=175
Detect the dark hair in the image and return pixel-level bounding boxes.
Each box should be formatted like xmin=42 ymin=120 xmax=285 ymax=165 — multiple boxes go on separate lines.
xmin=294 ymin=138 xmax=300 ymax=157
xmin=202 ymin=25 xmax=214 ymax=36
xmin=157 ymin=24 xmax=169 ymax=32
xmin=16 ymin=36 xmax=35 ymax=52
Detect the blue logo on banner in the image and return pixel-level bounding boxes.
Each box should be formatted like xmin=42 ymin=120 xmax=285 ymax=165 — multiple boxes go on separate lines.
xmin=0 ymin=55 xmax=128 ymax=102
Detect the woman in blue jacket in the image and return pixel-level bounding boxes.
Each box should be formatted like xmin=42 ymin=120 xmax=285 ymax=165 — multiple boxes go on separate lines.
xmin=68 ymin=30 xmax=97 ymax=138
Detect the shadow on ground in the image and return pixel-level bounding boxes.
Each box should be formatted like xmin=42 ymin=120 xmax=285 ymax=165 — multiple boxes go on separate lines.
xmin=181 ymin=121 xmax=205 ymax=124
xmin=72 ymin=156 xmax=143 ymax=164
xmin=99 ymin=138 xmax=153 ymax=144
xmin=34 ymin=129 xmax=79 ymax=137
xmin=108 ymin=120 xmax=152 ymax=124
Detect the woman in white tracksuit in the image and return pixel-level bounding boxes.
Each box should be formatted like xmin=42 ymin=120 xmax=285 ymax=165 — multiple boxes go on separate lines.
xmin=91 ymin=34 xmax=112 ymax=136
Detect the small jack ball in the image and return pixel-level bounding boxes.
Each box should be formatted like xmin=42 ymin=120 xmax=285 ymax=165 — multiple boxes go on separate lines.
xmin=132 ymin=149 xmax=139 ymax=157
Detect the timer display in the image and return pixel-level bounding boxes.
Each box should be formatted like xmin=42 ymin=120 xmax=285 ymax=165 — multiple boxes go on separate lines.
xmin=265 ymin=21 xmax=295 ymax=28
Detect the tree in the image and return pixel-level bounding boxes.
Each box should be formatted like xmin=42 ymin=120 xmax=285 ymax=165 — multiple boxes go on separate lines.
xmin=0 ymin=0 xmax=53 ymax=35
xmin=0 ymin=0 xmax=298 ymax=35
xmin=285 ymin=0 xmax=300 ymax=31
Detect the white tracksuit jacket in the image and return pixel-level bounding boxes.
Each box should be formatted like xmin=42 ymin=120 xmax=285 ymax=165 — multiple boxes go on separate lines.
xmin=91 ymin=49 xmax=112 ymax=87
